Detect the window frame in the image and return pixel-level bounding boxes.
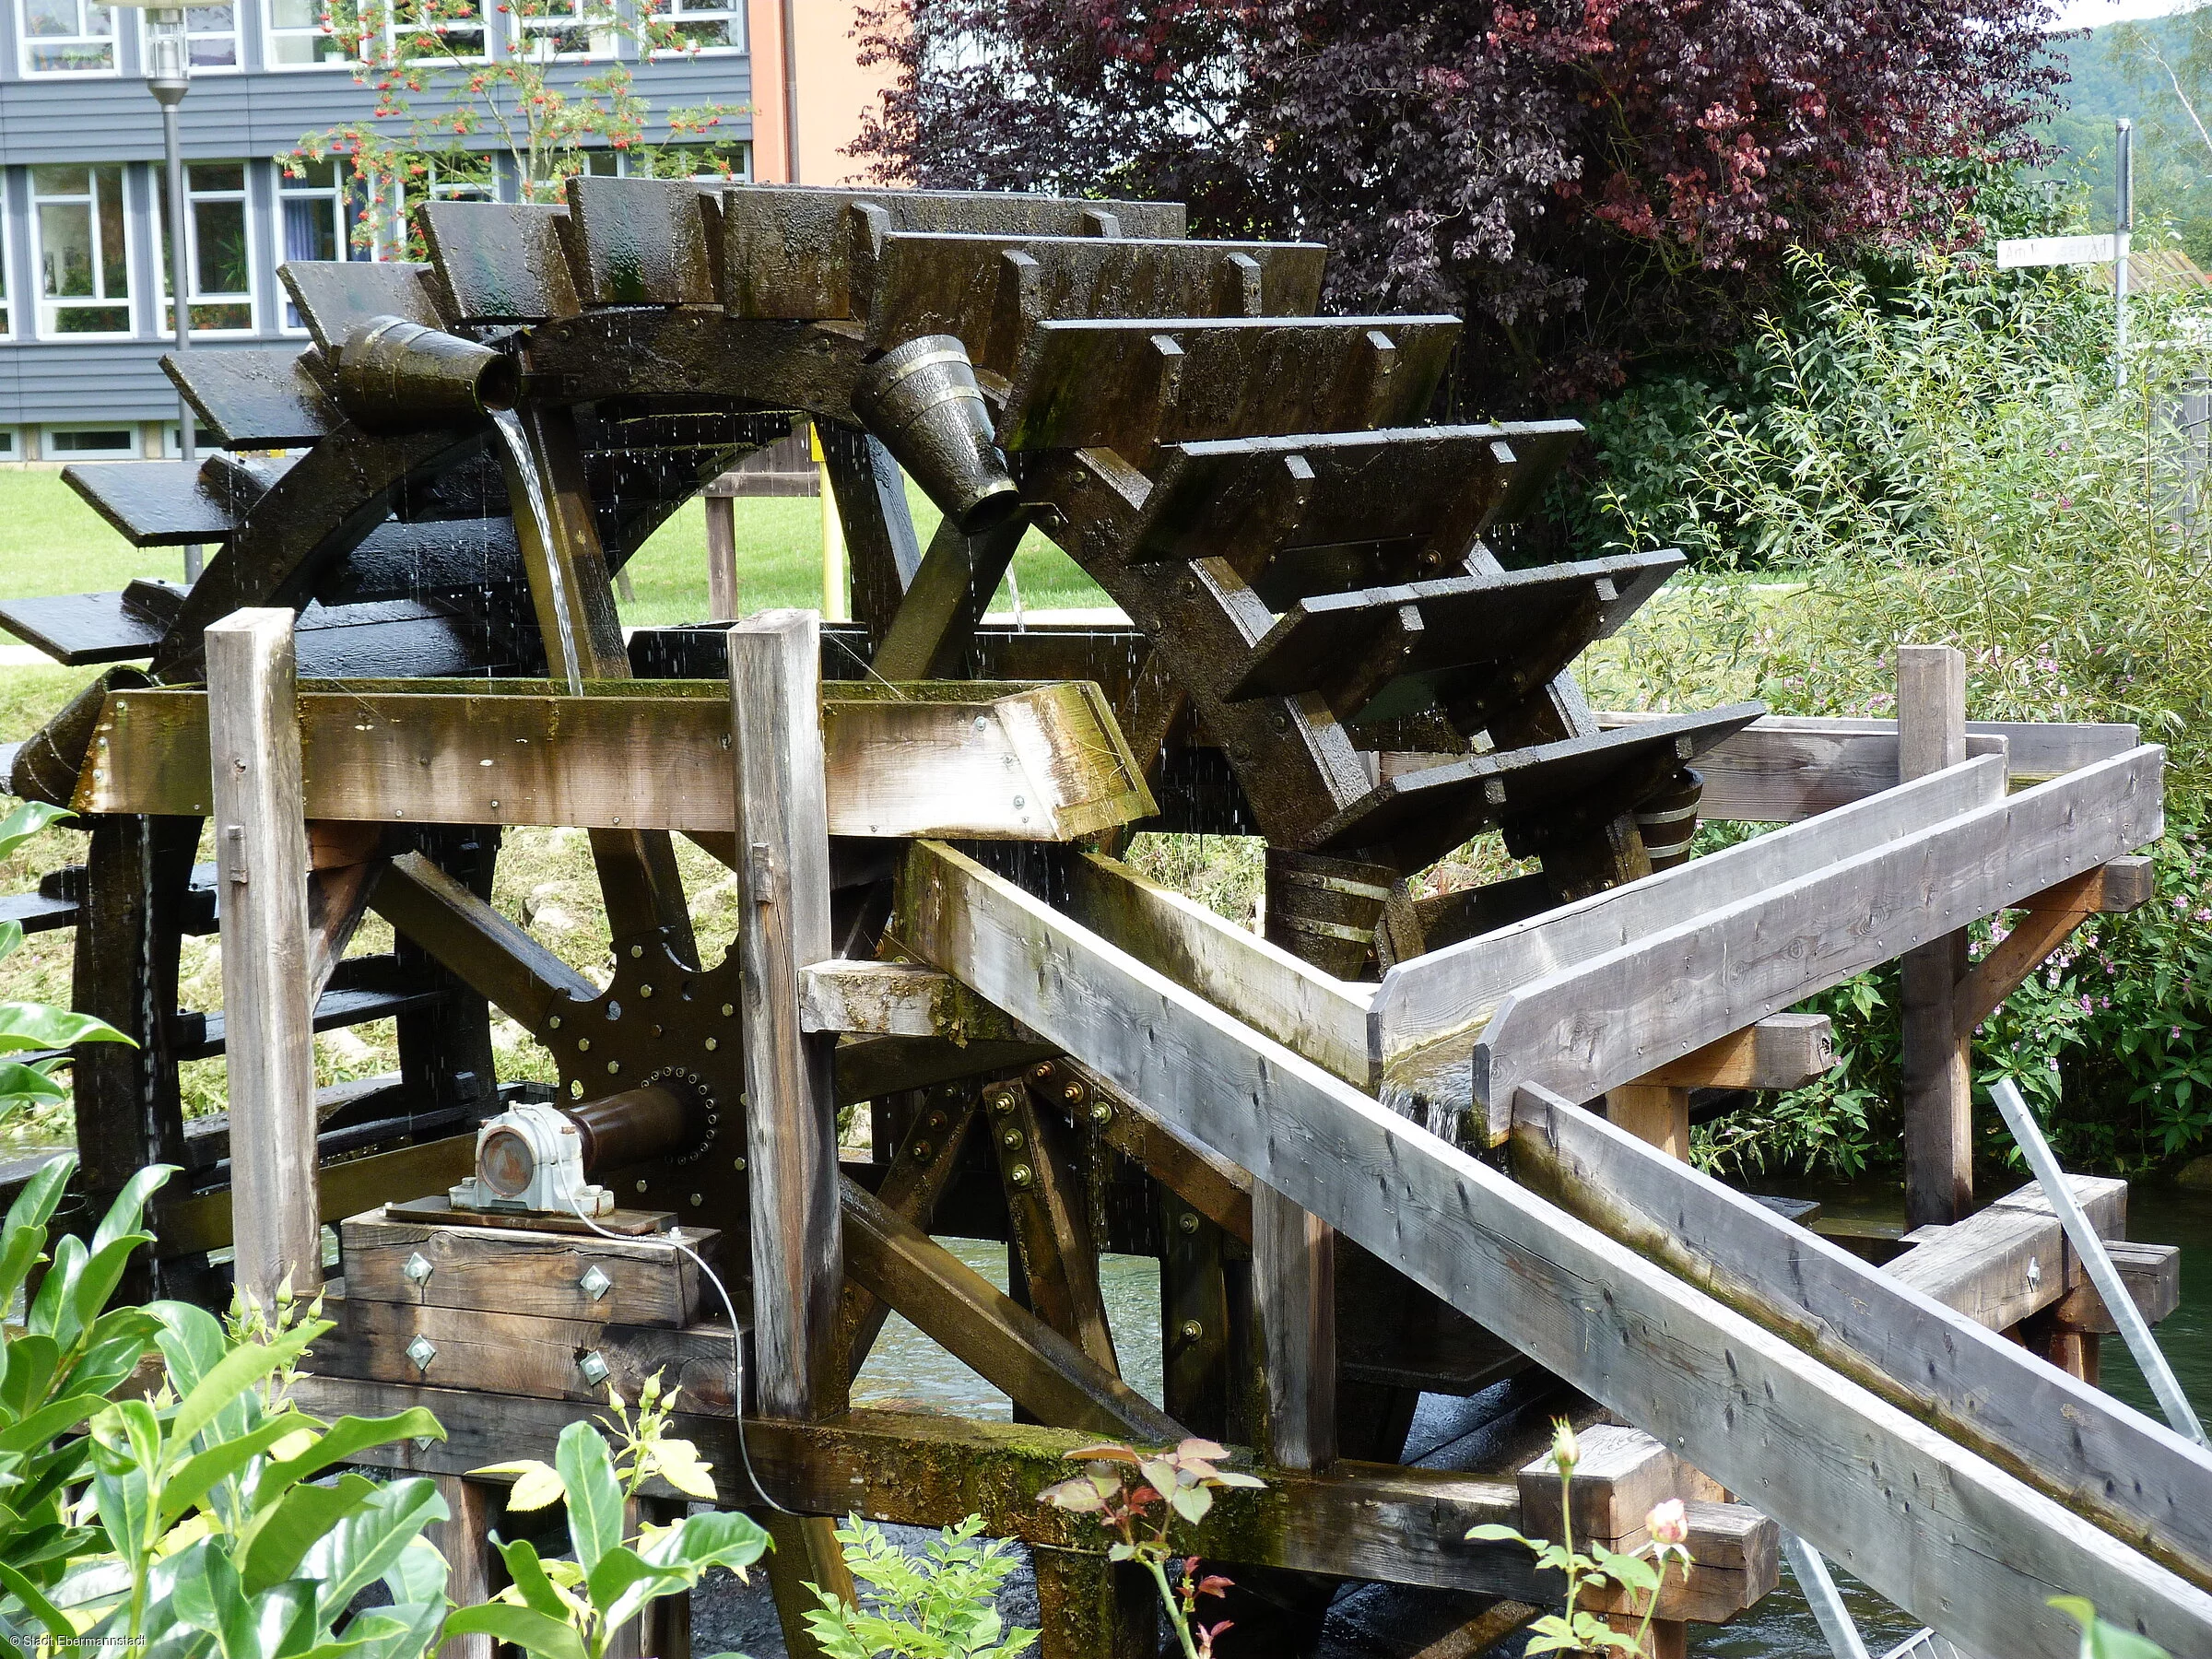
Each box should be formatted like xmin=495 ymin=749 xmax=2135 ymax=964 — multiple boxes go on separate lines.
xmin=41 ymin=425 xmax=139 ymax=460
xmin=644 ymin=0 xmax=740 ymax=57
xmin=30 ymin=164 xmax=134 ymax=340
xmin=275 ymin=159 xmax=362 ymax=331
xmin=264 ymin=0 xmax=488 ymax=70
xmin=510 ymin=0 xmax=619 ymax=64
xmin=16 ymin=0 xmax=123 ymax=76
xmin=159 ymin=160 xmax=260 ymax=337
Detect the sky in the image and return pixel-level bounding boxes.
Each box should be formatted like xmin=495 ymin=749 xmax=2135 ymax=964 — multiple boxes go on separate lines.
xmin=2049 ymin=0 xmax=2195 ymax=30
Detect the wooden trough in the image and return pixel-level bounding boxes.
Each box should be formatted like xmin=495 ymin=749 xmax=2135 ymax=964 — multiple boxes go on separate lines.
xmin=0 ymin=177 xmax=2199 ymax=1659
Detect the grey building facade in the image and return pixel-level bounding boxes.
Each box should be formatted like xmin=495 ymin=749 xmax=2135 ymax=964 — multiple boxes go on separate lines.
xmin=0 ymin=0 xmax=752 ymax=461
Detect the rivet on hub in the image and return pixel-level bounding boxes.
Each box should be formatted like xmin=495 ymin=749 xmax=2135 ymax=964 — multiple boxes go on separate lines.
xmin=1178 ymin=1212 xmax=1201 ymax=1234
xmin=910 ymin=1141 xmax=935 ymax=1162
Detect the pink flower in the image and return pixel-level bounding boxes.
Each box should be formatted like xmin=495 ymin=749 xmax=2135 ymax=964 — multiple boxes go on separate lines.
xmin=1648 ymin=1499 xmax=1690 ymax=1547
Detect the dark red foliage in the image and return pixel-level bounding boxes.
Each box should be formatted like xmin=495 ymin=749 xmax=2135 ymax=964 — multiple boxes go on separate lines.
xmin=851 ymin=0 xmax=2065 ymax=406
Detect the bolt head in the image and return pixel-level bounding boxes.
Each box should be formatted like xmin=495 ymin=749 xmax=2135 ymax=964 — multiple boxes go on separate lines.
xmin=1180 ymin=1320 xmax=1204 ymax=1341
xmin=1008 ymin=1163 xmax=1034 ymax=1187
xmin=1089 ymin=1101 xmax=1112 ymax=1124
xmin=704 ymin=1036 xmax=718 ymax=1052
xmin=402 ymin=1251 xmax=434 ymax=1284
xmin=640 ymin=983 xmax=654 ymax=998
xmin=636 ymin=1179 xmax=649 ymax=1193
xmin=690 ymin=1193 xmax=703 ymax=1206
xmin=578 ymin=1038 xmax=591 ymax=1053
xmin=406 ymin=1335 xmax=438 ymax=1374
xmin=578 ymin=1350 xmax=611 ymax=1386
xmin=910 ymin=1140 xmax=935 ymax=1161
xmin=1001 ymin=1128 xmax=1024 ymax=1149
xmin=1178 ymin=1212 xmax=1200 ymax=1234
xmin=578 ymin=1265 xmax=613 ymax=1301
xmin=990 ymin=1090 xmax=1016 ymax=1115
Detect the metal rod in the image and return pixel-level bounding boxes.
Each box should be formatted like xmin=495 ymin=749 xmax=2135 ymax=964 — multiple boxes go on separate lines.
xmin=1783 ymin=1534 xmax=1873 ymax=1659
xmin=2116 ymin=117 xmax=2134 ymax=392
xmin=158 ymin=52 xmax=202 ymax=583
xmin=1990 ymin=1077 xmax=2206 ymax=1443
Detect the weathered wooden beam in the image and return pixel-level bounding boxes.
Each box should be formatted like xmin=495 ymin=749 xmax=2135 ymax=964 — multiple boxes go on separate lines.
xmin=1515 ymin=1424 xmax=1686 ymax=1546
xmin=1635 ymin=1013 xmax=1835 ymax=1090
xmin=431 ymin=1476 xmax=497 ymax=1659
xmin=76 ymin=678 xmax=1155 ymax=841
xmin=1061 ymin=852 xmax=1373 ymax=1086
xmin=839 ymin=1175 xmax=1181 ymax=1441
xmin=158 ymin=1133 xmax=479 ymax=1257
xmin=1511 ymin=1087 xmax=2212 ymax=1594
xmin=1251 ymin=1186 xmax=1335 ymax=1470
xmin=307 ymin=859 xmax=380 ymax=1001
xmin=1595 ymin=710 xmax=2137 ymax=819
xmin=291 ymin=1378 xmax=1776 ymax=1622
xmin=987 ymin=1080 xmax=1121 ymax=1375
xmin=369 ymin=851 xmax=597 ymax=1041
xmin=835 ymin=1098 xmax=979 ymax=1380
xmin=1468 ymin=744 xmax=2163 ymax=1134
xmin=2048 ymin=1240 xmax=2181 ymax=1335
xmin=1369 ymin=756 xmax=2009 ymax=1104
xmin=896 ymin=841 xmax=2212 ymax=1659
xmin=208 ymin=609 xmax=321 ymax=1305
xmin=339 ymin=1209 xmax=715 ymax=1328
xmin=1886 ymin=1176 xmax=2127 ymax=1330
xmin=1953 ymin=858 xmax=2157 ymax=1039
xmin=1898 ymin=645 xmax=1974 ymax=1229
xmin=732 ymin=613 xmax=845 ymax=1424
xmin=1081 ymin=1062 xmax=1253 ymax=1241
xmin=799 ymin=959 xmax=1030 ymax=1042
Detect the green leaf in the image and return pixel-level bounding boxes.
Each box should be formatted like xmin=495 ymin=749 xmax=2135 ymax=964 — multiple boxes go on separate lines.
xmin=0 ymin=1065 xmax=66 ymax=1108
xmin=639 ymin=1509 xmax=768 ymax=1575
xmin=553 ymin=1421 xmax=623 ymax=1575
xmin=494 ymin=1536 xmax=572 ymax=1622
xmin=255 ymin=1410 xmax=445 ymax=1509
xmin=0 ymin=1005 xmax=134 ymax=1053
xmin=0 ymin=805 xmax=73 ymax=865
xmin=1464 ymin=1523 xmax=1534 ymax=1547
xmin=160 ymin=1413 xmax=315 ymax=1527
xmin=0 ymin=1336 xmax=60 ymax=1421
xmin=441 ymin=1605 xmax=589 ymax=1659
xmin=149 ymin=1300 xmax=232 ymax=1398
xmin=92 ymin=1163 xmax=172 ymax=1254
xmin=302 ymin=1477 xmax=448 ymax=1619
xmin=2050 ymin=1597 xmax=2175 ymax=1659
xmin=0 ymin=1559 xmax=76 ymax=1645
xmin=170 ymin=1319 xmax=325 ymax=1451
xmin=241 ymin=1473 xmax=382 ymax=1594
xmin=0 ymin=1393 xmax=103 ymax=1458
xmin=590 ymin=1544 xmax=694 ymax=1633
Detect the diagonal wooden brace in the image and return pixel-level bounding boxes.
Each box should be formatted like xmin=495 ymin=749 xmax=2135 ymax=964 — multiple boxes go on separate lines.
xmin=1953 ymin=856 xmax=2155 ymax=1041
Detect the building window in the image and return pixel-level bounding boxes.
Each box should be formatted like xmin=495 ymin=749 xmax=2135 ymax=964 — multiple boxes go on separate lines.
xmin=159 ymin=162 xmax=255 ymax=334
xmin=626 ymin=142 xmax=750 ymax=182
xmin=32 ymin=166 xmax=131 ymax=336
xmin=277 ymin=159 xmax=361 ymax=326
xmin=265 ymin=0 xmax=351 ymax=66
xmin=44 ymin=426 xmax=137 ymax=458
xmin=0 ymin=233 xmax=11 ymax=338
xmin=512 ymin=0 xmax=616 ymax=61
xmin=646 ymin=0 xmax=738 ymax=53
xmin=18 ymin=0 xmax=120 ymax=74
xmin=391 ymin=0 xmax=483 ymax=58
xmin=0 ymin=431 xmax=17 ymax=460
xmin=162 ymin=421 xmax=220 ymax=456
xmin=182 ymin=0 xmax=241 ymax=67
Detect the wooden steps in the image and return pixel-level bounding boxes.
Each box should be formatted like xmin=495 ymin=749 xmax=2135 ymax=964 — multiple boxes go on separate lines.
xmin=277 ymin=259 xmax=445 ymax=352
xmin=66 ymin=453 xmax=289 ymax=546
xmin=164 ymin=346 xmax=340 ymax=447
xmin=1224 ymin=551 xmax=1683 ymax=724
xmin=996 ymin=314 xmax=1462 ymax=456
xmin=418 ymin=200 xmax=580 ymax=324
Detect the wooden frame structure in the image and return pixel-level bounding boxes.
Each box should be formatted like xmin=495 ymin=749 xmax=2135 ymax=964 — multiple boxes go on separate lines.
xmin=0 ymin=179 xmax=2199 ymax=1659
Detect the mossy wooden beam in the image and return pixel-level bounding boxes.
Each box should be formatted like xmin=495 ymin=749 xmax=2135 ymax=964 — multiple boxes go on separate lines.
xmin=75 ymin=677 xmax=1154 ymax=841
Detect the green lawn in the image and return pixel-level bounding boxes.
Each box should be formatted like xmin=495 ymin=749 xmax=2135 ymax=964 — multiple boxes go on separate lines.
xmin=0 ymin=467 xmax=1112 ymax=622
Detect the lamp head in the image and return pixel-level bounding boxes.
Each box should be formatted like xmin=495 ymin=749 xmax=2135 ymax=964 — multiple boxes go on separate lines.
xmin=110 ymin=0 xmax=191 ymax=100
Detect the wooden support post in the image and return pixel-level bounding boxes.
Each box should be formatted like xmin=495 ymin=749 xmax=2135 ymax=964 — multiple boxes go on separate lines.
xmin=993 ymin=1079 xmax=1119 ymax=1373
xmin=762 ymin=1511 xmax=853 ymax=1659
xmin=207 ymin=608 xmax=320 ymax=1306
xmin=1899 ymin=643 xmax=1973 ymax=1228
xmin=431 ymin=1475 xmax=496 ymax=1659
xmin=730 ymin=611 xmax=844 ymax=1420
xmin=1251 ymin=1184 xmax=1335 ymax=1470
xmin=1034 ymin=1545 xmax=1159 ymax=1659
xmin=1160 ymin=1185 xmax=1235 ymax=1441
xmin=704 ymin=482 xmax=738 ymax=620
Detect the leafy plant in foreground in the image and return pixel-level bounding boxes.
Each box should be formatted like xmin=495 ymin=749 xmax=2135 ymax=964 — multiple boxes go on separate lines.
xmin=455 ymin=1374 xmax=766 ymax=1659
xmin=1038 ymin=1437 xmax=1265 ymax=1659
xmin=1465 ymin=1419 xmax=1694 ymax=1657
xmin=2052 ymin=1596 xmax=2173 ymax=1658
xmin=48 ymin=1283 xmax=452 ymax=1659
xmin=0 ymin=803 xmax=134 ymax=1134
xmin=803 ymin=1513 xmax=1037 ymax=1659
xmin=0 ymin=1155 xmax=171 ymax=1654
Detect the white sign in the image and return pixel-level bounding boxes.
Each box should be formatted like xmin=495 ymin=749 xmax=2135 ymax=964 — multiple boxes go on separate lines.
xmin=1996 ymin=233 xmax=2118 ymax=270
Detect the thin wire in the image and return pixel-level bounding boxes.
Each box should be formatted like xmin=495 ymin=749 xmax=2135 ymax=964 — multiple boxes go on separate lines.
xmin=562 ymin=1190 xmax=804 ymax=1516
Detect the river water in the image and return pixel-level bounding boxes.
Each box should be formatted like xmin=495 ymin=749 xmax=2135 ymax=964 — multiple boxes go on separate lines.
xmin=827 ymin=1183 xmax=2212 ymax=1659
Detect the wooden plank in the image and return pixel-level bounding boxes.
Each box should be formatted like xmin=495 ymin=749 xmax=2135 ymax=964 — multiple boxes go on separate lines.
xmin=1083 ymin=1063 xmax=1253 ymax=1241
xmin=164 ymin=347 xmax=339 ymax=446
xmin=703 ymin=494 xmax=738 ymax=618
xmin=896 ymin=841 xmax=2212 ymax=1659
xmin=760 ymin=1512 xmax=851 ymax=1659
xmin=989 ymin=1081 xmax=1121 ymax=1374
xmin=314 ymin=1297 xmax=742 ymax=1410
xmin=1637 ymin=1014 xmax=1835 ymax=1089
xmin=369 ymin=851 xmax=596 ymax=1041
xmin=431 ymin=1476 xmax=496 ymax=1659
xmin=1899 ymin=644 xmax=1974 ymax=1229
xmin=1033 ymin=1545 xmax=1155 ymax=1659
xmin=1510 ymin=1088 xmax=2212 ymax=1593
xmin=2049 ymin=1241 xmax=2181 ymax=1334
xmin=208 ymin=610 xmax=321 ymax=1305
xmin=1251 ymin=1185 xmax=1335 ymax=1470
xmin=1516 ymin=1424 xmax=1685 ymax=1546
xmin=292 ymin=1378 xmax=1774 ymax=1621
xmin=1887 ymin=1177 xmax=2127 ymax=1330
xmin=731 ymin=613 xmax=844 ymax=1424
xmin=159 ymin=1133 xmax=479 ymax=1258
xmin=80 ymin=680 xmax=1155 ymax=841
xmin=798 ymin=960 xmax=1030 ymax=1042
xmin=839 ymin=1175 xmax=1181 ymax=1441
xmin=1370 ymin=757 xmax=2009 ymax=1104
xmin=835 ymin=1099 xmax=980 ymax=1379
xmin=1468 ymin=745 xmax=2164 ymax=1133
xmin=1596 ymin=711 xmax=2138 ymax=819
xmin=1061 ymin=852 xmax=1372 ymax=1086
xmin=339 ymin=1210 xmax=715 ymax=1328
xmin=306 ymin=860 xmax=379 ymax=1001
xmin=1953 ymin=860 xmax=2156 ymax=1039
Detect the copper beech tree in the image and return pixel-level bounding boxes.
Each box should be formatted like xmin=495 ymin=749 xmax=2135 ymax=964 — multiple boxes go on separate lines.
xmin=853 ymin=0 xmax=2067 ymax=406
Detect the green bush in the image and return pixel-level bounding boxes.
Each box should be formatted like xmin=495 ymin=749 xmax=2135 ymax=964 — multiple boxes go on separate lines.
xmin=1572 ymin=239 xmax=2212 ymax=1175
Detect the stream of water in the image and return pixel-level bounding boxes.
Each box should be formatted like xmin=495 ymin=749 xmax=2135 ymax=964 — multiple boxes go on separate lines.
xmin=847 ymin=1183 xmax=2212 ymax=1659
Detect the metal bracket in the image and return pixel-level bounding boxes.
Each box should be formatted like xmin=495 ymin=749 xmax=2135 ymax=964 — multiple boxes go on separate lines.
xmin=578 ymin=1350 xmax=611 ymax=1387
xmin=578 ymin=1265 xmax=612 ymax=1302
xmin=406 ymin=1334 xmax=437 ymax=1375
xmin=403 ymin=1252 xmax=435 ymax=1286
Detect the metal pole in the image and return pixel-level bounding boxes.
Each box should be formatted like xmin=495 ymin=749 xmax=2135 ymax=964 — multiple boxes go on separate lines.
xmin=1990 ymin=1079 xmax=2206 ymax=1444
xmin=147 ymin=7 xmax=199 ymax=582
xmin=1783 ymin=1535 xmax=1874 ymax=1659
xmin=2116 ymin=118 xmax=2134 ymax=392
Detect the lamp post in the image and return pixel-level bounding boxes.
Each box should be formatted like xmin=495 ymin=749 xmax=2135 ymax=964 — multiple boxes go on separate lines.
xmin=117 ymin=0 xmax=201 ymax=581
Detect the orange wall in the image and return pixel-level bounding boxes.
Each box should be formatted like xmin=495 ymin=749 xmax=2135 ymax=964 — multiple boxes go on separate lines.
xmin=743 ymin=0 xmax=904 ymax=186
